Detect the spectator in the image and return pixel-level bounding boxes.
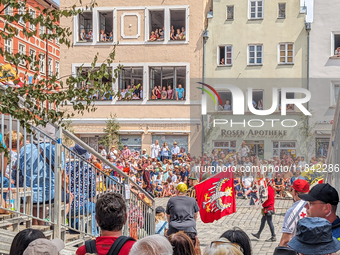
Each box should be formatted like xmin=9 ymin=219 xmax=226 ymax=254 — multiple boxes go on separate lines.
xmin=150 ymin=140 xmax=161 ymax=159
xmin=149 ymin=31 xmax=157 ymax=41
xmin=335 ymin=47 xmax=340 ymax=56
xmin=204 ymin=238 xmax=243 ymax=255
xmin=223 ymin=100 xmax=231 ymax=111
xmin=80 ymin=29 xmax=86 ymax=41
xmin=168 ymin=231 xmax=199 ymax=255
xmin=287 ymin=217 xmax=340 ymax=255
xmin=274 ymin=174 xmax=285 ymax=198
xmin=167 ymin=85 xmax=173 ymax=99
xmin=171 ymin=142 xmax=180 ymax=159
xmin=176 ymin=84 xmax=185 ymax=100
xmin=234 ymin=171 xmax=243 ymax=198
xmin=129 ymin=235 xmax=172 ymax=255
xmin=99 ymin=145 xmax=107 ymax=157
xmin=166 ymin=182 xmax=199 ymax=244
xmin=109 ymin=145 xmax=118 ymax=160
xmin=252 ymin=178 xmax=276 ymax=242
xmin=220 ymin=228 xmax=252 ymax=255
xmin=141 ymin=148 xmax=149 ymax=158
xmin=22 ymin=238 xmax=65 ymax=255
xmin=279 ymin=179 xmax=309 ymax=246
xmin=9 ymin=229 xmax=46 ymax=255
xmin=299 ymin=183 xmax=340 ymax=239
xmin=241 ymin=171 xmax=253 ymax=199
xmin=237 ymin=142 xmax=250 ymax=157
xmin=220 ymin=58 xmax=225 ymax=65
xmin=160 ymin=142 xmax=170 ymax=161
xmin=161 ymin=86 xmax=167 ymax=100
xmin=76 ymin=193 xmax=136 ymax=255
xmin=122 ymin=145 xmax=131 ymax=159
xmin=155 ymin=206 xmax=168 ymax=235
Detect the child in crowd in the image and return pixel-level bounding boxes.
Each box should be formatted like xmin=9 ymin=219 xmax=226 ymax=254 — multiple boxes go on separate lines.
xmin=109 ymin=32 xmax=113 ymax=41
xmin=4 ymin=131 xmax=23 ymax=186
xmin=162 ymin=182 xmax=172 ymax=197
xmin=100 ymin=30 xmax=107 ymax=42
xmin=149 ymin=31 xmax=157 ymax=41
xmin=155 ymin=185 xmax=163 ymax=197
xmin=155 ymin=206 xmax=168 ymax=235
xmin=175 ymin=29 xmax=180 ymax=40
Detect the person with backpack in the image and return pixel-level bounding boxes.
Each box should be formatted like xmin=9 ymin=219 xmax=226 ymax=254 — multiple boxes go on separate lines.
xmin=155 ymin=206 xmax=168 ymax=236
xmin=76 ymin=193 xmax=135 ymax=255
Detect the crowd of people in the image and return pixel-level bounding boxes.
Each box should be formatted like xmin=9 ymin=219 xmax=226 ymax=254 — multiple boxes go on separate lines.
xmin=151 ymin=84 xmax=185 ymax=100
xmin=148 ymin=26 xmax=186 ymax=42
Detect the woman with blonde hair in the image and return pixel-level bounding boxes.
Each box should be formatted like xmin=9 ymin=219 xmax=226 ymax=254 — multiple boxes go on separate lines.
xmin=204 ymin=237 xmax=244 ymax=255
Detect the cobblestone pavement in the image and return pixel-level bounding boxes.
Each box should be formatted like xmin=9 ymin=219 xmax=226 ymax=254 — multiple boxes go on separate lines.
xmin=156 ymin=197 xmax=292 ymax=255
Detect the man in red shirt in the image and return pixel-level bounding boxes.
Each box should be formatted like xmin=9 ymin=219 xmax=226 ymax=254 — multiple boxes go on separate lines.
xmin=76 ymin=193 xmax=135 ymax=255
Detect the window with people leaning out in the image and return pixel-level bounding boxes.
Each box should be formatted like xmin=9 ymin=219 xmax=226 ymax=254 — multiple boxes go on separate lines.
xmin=218 ymin=91 xmax=232 ymax=111
xmin=278 ymin=91 xmax=295 ymax=111
xmin=78 ymin=12 xmax=93 ymax=42
xmin=149 ymin=67 xmax=186 ymax=100
xmin=76 ymin=67 xmax=113 ymax=101
xmin=148 ymin=9 xmax=186 ymax=41
xmin=98 ymin=11 xmax=113 ymax=42
xmin=334 ymin=34 xmax=340 ymax=57
xmin=118 ymin=67 xmax=143 ymax=100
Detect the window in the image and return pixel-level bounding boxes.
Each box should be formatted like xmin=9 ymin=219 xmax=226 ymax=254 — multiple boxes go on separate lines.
xmin=80 ymin=136 xmax=99 ymax=151
xmin=169 ymin=9 xmax=186 ymax=41
xmin=213 ymin=141 xmax=236 ymax=155
xmin=248 ymin=45 xmax=263 ymax=65
xmin=226 ymin=5 xmax=234 ymax=20
xmin=332 ymin=83 xmax=340 ymax=105
xmin=333 ymin=34 xmax=340 ymax=56
xmin=278 ymin=3 xmax=286 ymax=18
xmin=39 ymin=24 xmax=45 ymax=35
xmin=78 ymin=12 xmax=93 ymax=42
xmin=18 ymin=43 xmax=26 ymax=66
xmin=249 ymin=90 xmax=264 ymax=110
xmin=39 ymin=53 xmax=45 ymax=73
xmin=148 ymin=10 xmax=165 ymax=41
xmin=279 ymin=43 xmax=294 ymax=64
xmin=120 ymin=135 xmax=142 ymax=152
xmin=118 ymin=67 xmax=143 ymax=100
xmin=47 ymin=29 xmax=53 ymax=42
xmin=55 ymin=61 xmax=59 ymax=78
xmin=76 ymin=66 xmax=113 ymax=101
xmin=48 ymin=58 xmax=53 ymax=76
xmin=4 ymin=39 xmax=13 ymax=54
xmin=149 ymin=66 xmax=186 ymax=100
xmin=152 ymin=135 xmax=188 ymax=154
xmin=316 ymin=138 xmax=329 ymax=158
xmin=29 ymin=49 xmax=36 ymax=70
xmin=55 ymin=37 xmax=59 ymax=45
xmin=278 ymin=90 xmax=295 ymax=111
xmin=218 ymin=91 xmax=232 ymax=111
xmin=29 ymin=9 xmax=36 ymax=31
xmin=4 ymin=5 xmax=13 ymax=15
xmin=18 ymin=2 xmax=25 ymax=25
xmin=249 ymin=0 xmax=263 ymax=19
xmin=272 ymin=141 xmax=296 ymax=158
xmin=98 ymin=11 xmax=113 ymax=42
xmin=218 ymin=45 xmax=232 ymax=66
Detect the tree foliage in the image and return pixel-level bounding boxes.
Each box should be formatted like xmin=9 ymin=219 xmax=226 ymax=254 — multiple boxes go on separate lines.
xmin=0 ymin=0 xmax=119 ymax=154
xmin=99 ymin=113 xmax=121 ymax=149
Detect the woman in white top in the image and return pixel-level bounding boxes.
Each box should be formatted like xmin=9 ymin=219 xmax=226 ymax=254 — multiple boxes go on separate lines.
xmin=160 ymin=142 xmax=170 ymax=161
xmin=98 ymin=145 xmax=107 ymax=157
xmin=150 ymin=140 xmax=161 ymax=159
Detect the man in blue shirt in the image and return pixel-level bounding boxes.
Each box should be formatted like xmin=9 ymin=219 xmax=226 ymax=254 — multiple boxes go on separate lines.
xmin=176 ymin=84 xmax=185 ymax=100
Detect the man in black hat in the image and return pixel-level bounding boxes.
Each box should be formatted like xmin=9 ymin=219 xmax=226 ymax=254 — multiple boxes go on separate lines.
xmin=299 ymin=183 xmax=340 ymax=240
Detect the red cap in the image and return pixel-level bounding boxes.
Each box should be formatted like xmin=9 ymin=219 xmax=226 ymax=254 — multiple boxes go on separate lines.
xmin=293 ymin=179 xmax=310 ymax=193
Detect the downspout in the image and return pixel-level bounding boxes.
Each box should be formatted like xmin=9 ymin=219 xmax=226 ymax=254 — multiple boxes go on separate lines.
xmin=202 ymin=35 xmax=206 ymax=157
xmin=305 ymin=21 xmax=311 ymax=160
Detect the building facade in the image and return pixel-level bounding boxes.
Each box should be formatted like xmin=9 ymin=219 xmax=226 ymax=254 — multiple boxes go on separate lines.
xmin=309 ymin=0 xmax=340 ymax=159
xmin=204 ymin=0 xmax=309 ymax=159
xmin=60 ymin=0 xmax=208 ymax=156
xmin=0 ymin=0 xmax=60 ymax=84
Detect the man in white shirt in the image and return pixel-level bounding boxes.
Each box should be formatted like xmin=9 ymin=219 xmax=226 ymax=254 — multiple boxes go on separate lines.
xmin=171 ymin=141 xmax=180 ymax=159
xmin=150 ymin=140 xmax=161 ymax=159
xmin=242 ymin=172 xmax=253 ymax=198
xmin=109 ymin=145 xmax=117 ymax=160
xmin=279 ymin=179 xmax=309 ymax=246
xmin=298 ymin=156 xmax=307 ymax=168
xmin=238 ymin=141 xmax=250 ymax=157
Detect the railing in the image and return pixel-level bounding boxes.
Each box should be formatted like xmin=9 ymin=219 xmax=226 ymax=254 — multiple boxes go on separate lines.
xmin=0 ymin=114 xmax=155 ymax=244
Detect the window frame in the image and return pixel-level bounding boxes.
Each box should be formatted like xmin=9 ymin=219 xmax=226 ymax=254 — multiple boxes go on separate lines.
xmin=248 ymin=44 xmax=263 ymax=65
xmin=278 ymin=43 xmax=294 ymax=64
xmin=226 ymin=5 xmax=234 ymax=20
xmin=18 ymin=43 xmax=26 ymax=66
xmin=28 ymin=8 xmax=36 ymax=31
xmin=48 ymin=57 xmax=53 ymax=76
xmin=4 ymin=38 xmax=13 ymax=54
xmin=118 ymin=66 xmax=144 ymax=100
xmin=278 ymin=3 xmax=286 ymax=19
xmin=216 ymin=91 xmax=233 ymax=112
xmin=18 ymin=2 xmax=25 ymax=25
xmin=249 ymin=0 xmax=264 ymax=20
xmin=332 ymin=32 xmax=340 ymax=57
xmin=331 ymin=82 xmax=340 ymax=106
xmin=29 ymin=48 xmax=36 ymax=71
xmin=217 ymin=45 xmax=233 ymax=66
xmin=39 ymin=53 xmax=46 ymax=74
xmin=278 ymin=90 xmax=295 ymax=111
xmin=213 ymin=141 xmax=237 ymax=153
xmin=4 ymin=5 xmax=13 ymax=16
xmin=55 ymin=60 xmax=59 ymax=78
xmin=75 ymin=10 xmax=94 ymax=44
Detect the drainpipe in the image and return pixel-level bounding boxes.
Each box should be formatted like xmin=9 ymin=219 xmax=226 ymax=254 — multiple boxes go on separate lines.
xmin=202 ymin=30 xmax=209 ymax=157
xmin=305 ymin=22 xmax=311 ymax=160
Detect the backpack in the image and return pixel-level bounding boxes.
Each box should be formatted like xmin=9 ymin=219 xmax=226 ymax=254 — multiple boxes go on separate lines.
xmin=85 ymin=236 xmax=135 ymax=255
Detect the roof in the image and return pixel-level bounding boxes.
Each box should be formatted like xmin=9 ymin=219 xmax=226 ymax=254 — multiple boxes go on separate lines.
xmin=36 ymin=0 xmax=59 ymax=10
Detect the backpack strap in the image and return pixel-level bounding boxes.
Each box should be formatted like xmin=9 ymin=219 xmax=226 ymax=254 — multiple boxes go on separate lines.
xmin=332 ymin=222 xmax=340 ymax=230
xmin=85 ymin=239 xmax=97 ymax=254
xmin=107 ymin=236 xmax=136 ymax=255
xmin=156 ymin=221 xmax=167 ymax=234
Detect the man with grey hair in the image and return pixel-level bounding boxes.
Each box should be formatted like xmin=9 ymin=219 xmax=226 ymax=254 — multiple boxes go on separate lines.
xmin=129 ymin=235 xmax=172 ymax=255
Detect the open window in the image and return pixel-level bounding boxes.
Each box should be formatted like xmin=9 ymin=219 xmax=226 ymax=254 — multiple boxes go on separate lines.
xmin=118 ymin=67 xmax=143 ymax=100
xmin=149 ymin=66 xmax=186 ymax=100
xmin=169 ymin=9 xmax=186 ymax=41
xmin=251 ymin=90 xmax=264 ymax=110
xmin=333 ymin=34 xmax=340 ymax=56
xmin=148 ymin=10 xmax=164 ymax=41
xmin=98 ymin=11 xmax=113 ymax=42
xmin=218 ymin=45 xmax=232 ymax=66
xmin=76 ymin=67 xmax=113 ymax=101
xmin=332 ymin=83 xmax=340 ymax=105
xmin=78 ymin=12 xmax=93 ymax=42
xmin=218 ymin=91 xmax=232 ymax=111
xmin=39 ymin=53 xmax=45 ymax=74
xmin=279 ymin=90 xmax=295 ymax=111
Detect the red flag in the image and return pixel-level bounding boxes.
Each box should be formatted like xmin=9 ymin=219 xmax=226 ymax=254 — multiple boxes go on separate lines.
xmin=195 ymin=171 xmax=236 ymax=223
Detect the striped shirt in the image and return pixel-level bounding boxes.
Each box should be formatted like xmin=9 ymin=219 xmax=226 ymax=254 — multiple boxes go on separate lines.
xmin=282 ymin=200 xmax=307 ymax=236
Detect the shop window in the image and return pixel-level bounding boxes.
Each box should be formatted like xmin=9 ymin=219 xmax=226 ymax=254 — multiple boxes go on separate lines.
xmin=148 ymin=10 xmax=164 ymax=41
xmin=334 ymin=34 xmax=340 ymax=56
xmin=272 ymin=141 xmax=296 ymax=158
xmin=316 ymin=138 xmax=329 ymax=158
xmin=169 ymin=9 xmax=186 ymax=41
xmin=78 ymin=12 xmax=93 ymax=42
xmin=213 ymin=141 xmax=236 ymax=154
xmin=279 ymin=90 xmax=295 ymax=111
xmin=118 ymin=67 xmax=143 ymax=100
xmin=76 ymin=66 xmax=113 ymax=101
xmin=149 ymin=66 xmax=186 ymax=100
xmin=218 ymin=91 xmax=232 ymax=111
xmin=152 ymin=135 xmax=188 ymax=154
xmin=98 ymin=11 xmax=113 ymax=42
xmin=120 ymin=135 xmax=142 ymax=152
xmin=218 ymin=45 xmax=233 ymax=66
